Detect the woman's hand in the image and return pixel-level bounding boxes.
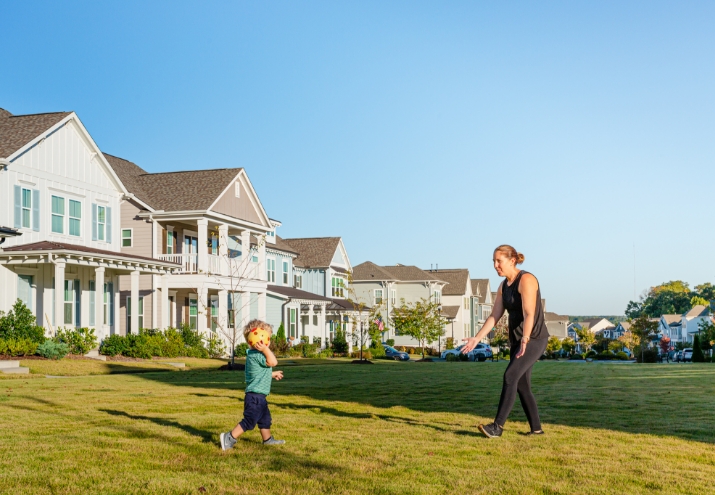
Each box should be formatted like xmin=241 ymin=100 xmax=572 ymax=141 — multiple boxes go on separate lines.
xmin=514 ymin=341 xmax=527 ymax=359
xmin=461 ymin=337 xmax=480 ymax=354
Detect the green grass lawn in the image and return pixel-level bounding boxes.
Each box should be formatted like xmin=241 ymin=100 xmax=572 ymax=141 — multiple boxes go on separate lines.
xmin=1 ymin=360 xmax=715 ymax=494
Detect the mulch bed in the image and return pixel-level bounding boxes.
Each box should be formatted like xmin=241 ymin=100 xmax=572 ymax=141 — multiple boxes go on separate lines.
xmin=351 ymin=359 xmax=374 ymax=364
xmin=218 ymin=363 xmax=246 ymax=371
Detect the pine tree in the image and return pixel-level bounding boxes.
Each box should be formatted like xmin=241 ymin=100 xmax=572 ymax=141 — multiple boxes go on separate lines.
xmin=692 ymin=334 xmax=705 ymax=362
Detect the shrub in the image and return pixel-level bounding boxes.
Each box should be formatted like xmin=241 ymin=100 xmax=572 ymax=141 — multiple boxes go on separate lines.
xmin=275 ymin=323 xmax=287 ymax=343
xmin=0 ymin=300 xmax=46 ymax=343
xmin=234 ymin=343 xmax=249 ymax=357
xmin=370 ymin=341 xmax=386 ymax=358
xmin=0 ymin=338 xmax=38 ymax=356
xmin=636 ymin=347 xmax=658 ymax=363
xmin=315 ymin=350 xmax=333 ymax=359
xmin=569 ymin=353 xmax=585 ymax=360
xmin=300 ymin=336 xmax=309 ymax=344
xmin=37 ymin=340 xmax=69 ymax=360
xmin=100 ymin=335 xmax=129 ymax=356
xmin=446 ymin=353 xmax=459 ymax=362
xmin=54 ymin=327 xmax=97 ymax=355
xmin=180 ymin=324 xmax=203 ymax=348
xmin=408 ymin=347 xmax=415 ymax=355
xmin=616 ymin=351 xmax=629 ymax=360
xmin=585 ymin=350 xmax=597 ymax=359
xmin=331 ymin=326 xmax=349 ymax=354
xmin=693 ymin=335 xmax=706 ymax=362
xmin=445 ymin=338 xmax=455 ymax=350
xmin=459 ymin=352 xmax=469 ymax=362
xmin=386 ymin=339 xmax=395 ymax=347
xmin=205 ymin=333 xmax=226 ymax=359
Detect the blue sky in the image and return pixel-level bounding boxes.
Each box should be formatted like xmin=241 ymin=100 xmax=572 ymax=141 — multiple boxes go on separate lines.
xmin=2 ymin=1 xmax=714 ymax=315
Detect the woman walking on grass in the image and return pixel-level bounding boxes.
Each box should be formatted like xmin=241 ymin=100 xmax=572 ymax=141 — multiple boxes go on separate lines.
xmin=461 ymin=245 xmax=550 ymax=438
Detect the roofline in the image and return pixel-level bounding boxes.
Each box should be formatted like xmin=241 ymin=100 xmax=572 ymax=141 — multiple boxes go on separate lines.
xmin=207 ymin=169 xmax=272 ymax=229
xmin=137 ymin=209 xmax=272 ymax=233
xmin=138 ymin=167 xmax=243 ymax=176
xmin=7 ymin=111 xmax=69 ymax=118
xmin=0 ymin=247 xmax=179 ymax=269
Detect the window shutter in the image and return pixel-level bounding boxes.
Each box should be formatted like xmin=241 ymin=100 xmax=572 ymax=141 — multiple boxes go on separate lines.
xmin=13 ymin=185 xmax=21 ymax=228
xmin=184 ymin=298 xmax=190 ymax=325
xmin=92 ymin=204 xmax=98 ymax=241
xmin=162 ymin=228 xmax=167 ymax=254
xmin=74 ymin=279 xmax=80 ymax=327
xmin=32 ymin=189 xmax=40 ymax=232
xmin=89 ymin=281 xmax=95 ymax=327
xmin=107 ymin=282 xmax=114 ymax=325
xmin=106 ymin=207 xmax=112 ymax=243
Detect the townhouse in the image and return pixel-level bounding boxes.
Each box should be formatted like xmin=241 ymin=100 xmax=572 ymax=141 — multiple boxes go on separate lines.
xmin=472 ymin=278 xmax=493 ymax=335
xmin=350 ymin=262 xmax=447 ymax=347
xmin=423 ymin=268 xmax=474 ymax=344
xmin=0 ymin=109 xmax=177 ymax=338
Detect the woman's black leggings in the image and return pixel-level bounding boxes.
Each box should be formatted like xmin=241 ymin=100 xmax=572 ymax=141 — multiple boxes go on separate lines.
xmin=494 ymin=338 xmax=548 ymax=430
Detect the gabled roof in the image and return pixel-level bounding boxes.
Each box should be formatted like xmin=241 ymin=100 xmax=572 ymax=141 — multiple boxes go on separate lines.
xmin=267 ymin=284 xmax=332 ymax=303
xmin=381 ymin=265 xmax=445 ymax=283
xmin=281 ymin=237 xmax=341 ymax=268
xmin=352 ymin=261 xmax=398 ymax=281
xmin=0 ymin=109 xmax=71 ymax=158
xmin=544 ymin=312 xmax=569 ymax=322
xmin=661 ymin=315 xmax=682 ymax=325
xmin=617 ymin=321 xmax=632 ymax=331
xmin=472 ymin=279 xmax=491 ymax=303
xmin=104 ymin=152 xmax=243 ymax=212
xmin=267 ymin=235 xmax=300 ymax=256
xmin=427 ymin=269 xmax=469 ymax=295
xmin=685 ymin=305 xmax=710 ymax=318
xmin=440 ymin=305 xmax=460 ymax=319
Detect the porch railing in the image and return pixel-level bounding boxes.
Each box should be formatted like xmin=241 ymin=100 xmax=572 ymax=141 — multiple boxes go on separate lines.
xmin=159 ymin=254 xmax=198 ymax=273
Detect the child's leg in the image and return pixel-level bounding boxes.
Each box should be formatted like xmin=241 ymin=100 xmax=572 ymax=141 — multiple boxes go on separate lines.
xmin=230 ymin=424 xmax=245 ymax=440
xmin=257 ymin=401 xmax=283 ymax=444
xmin=258 ymin=428 xmax=272 ymax=441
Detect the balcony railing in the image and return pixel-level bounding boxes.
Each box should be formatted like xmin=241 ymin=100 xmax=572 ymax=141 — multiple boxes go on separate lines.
xmin=160 ymin=254 xmax=199 ymax=273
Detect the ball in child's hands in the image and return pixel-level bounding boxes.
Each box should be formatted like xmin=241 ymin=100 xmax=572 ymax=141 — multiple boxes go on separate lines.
xmin=247 ymin=328 xmax=271 ymax=348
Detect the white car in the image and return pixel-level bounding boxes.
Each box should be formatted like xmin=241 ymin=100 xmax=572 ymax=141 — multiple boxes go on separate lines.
xmin=468 ymin=343 xmax=494 ymax=361
xmin=441 ymin=345 xmax=466 ymax=360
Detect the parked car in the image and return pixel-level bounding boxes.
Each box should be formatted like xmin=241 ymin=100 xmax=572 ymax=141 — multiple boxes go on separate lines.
xmin=382 ymin=344 xmax=410 ymax=361
xmin=441 ymin=345 xmax=466 ymax=360
xmin=468 ymin=343 xmax=494 ymax=362
xmin=682 ymin=348 xmax=693 ymax=362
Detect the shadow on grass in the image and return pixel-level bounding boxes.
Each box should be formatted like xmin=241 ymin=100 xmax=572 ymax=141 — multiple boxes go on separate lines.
xmin=100 ymin=409 xmax=215 ymax=443
xmin=133 ymin=361 xmax=715 ymax=444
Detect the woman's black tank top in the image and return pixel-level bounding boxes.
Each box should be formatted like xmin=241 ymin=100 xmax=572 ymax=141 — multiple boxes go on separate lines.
xmin=501 ymin=270 xmax=549 ymax=344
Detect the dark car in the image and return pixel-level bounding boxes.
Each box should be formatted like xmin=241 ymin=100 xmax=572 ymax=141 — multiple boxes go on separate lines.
xmin=383 ymin=344 xmax=410 ymax=361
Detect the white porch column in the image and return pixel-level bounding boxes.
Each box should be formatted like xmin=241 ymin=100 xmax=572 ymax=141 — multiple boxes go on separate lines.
xmin=198 ymin=286 xmax=208 ymax=335
xmin=241 ymin=229 xmax=251 ymax=266
xmin=53 ymin=260 xmax=66 ymax=331
xmin=151 ymin=275 xmax=158 ymax=329
xmin=258 ymin=291 xmax=266 ymax=321
xmin=283 ymin=304 xmax=288 ymax=337
xmin=197 ymin=218 xmax=208 ymax=274
xmin=307 ymin=304 xmax=315 ymax=343
xmin=346 ymin=318 xmax=354 ymax=354
xmin=95 ymin=267 xmax=105 ymax=338
xmin=114 ymin=275 xmax=121 ymax=335
xmin=161 ymin=274 xmax=170 ymax=329
xmin=218 ymin=289 xmax=228 ymax=336
xmin=218 ymin=224 xmax=229 ymax=276
xmin=130 ymin=270 xmax=140 ymax=334
xmin=258 ymin=239 xmax=266 ymax=281
xmin=320 ymin=304 xmax=327 ymax=349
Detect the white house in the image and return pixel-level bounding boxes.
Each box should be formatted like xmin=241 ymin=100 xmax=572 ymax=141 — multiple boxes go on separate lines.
xmin=683 ymin=305 xmax=712 ymax=343
xmin=0 ymin=108 xmax=177 ymax=339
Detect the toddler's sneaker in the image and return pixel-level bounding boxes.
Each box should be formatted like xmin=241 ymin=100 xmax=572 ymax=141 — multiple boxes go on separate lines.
xmin=478 ymin=422 xmax=503 ymax=438
xmin=263 ymin=436 xmax=285 ymax=446
xmin=220 ymin=432 xmax=237 ymax=451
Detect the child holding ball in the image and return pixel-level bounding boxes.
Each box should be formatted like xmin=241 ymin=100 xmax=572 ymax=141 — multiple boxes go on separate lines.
xmin=220 ymin=319 xmax=285 ymax=450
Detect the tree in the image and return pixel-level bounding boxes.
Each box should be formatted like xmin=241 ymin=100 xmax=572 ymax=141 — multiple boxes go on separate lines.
xmin=630 ymin=315 xmax=659 ymax=363
xmin=698 ymin=319 xmax=715 ymax=357
xmin=546 ymin=336 xmax=561 ymax=357
xmin=331 ymin=323 xmax=348 ymax=354
xmin=691 ymin=296 xmax=710 ymax=308
xmin=659 ymin=336 xmax=671 ymax=361
xmin=561 ymin=337 xmax=576 ymax=355
xmin=692 ymin=334 xmax=706 ymax=362
xmin=608 ymin=340 xmax=623 ymax=353
xmin=624 ymin=280 xmax=715 ymax=319
xmin=618 ymin=332 xmax=636 ymax=355
xmin=575 ymin=327 xmax=596 ymax=353
xmin=392 ymin=298 xmax=445 ymax=360
xmin=490 ymin=315 xmax=509 ymax=354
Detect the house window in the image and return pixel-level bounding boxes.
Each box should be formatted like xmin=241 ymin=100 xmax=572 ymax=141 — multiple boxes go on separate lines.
xmin=210 ymin=296 xmax=219 ymax=332
xmin=375 ymin=289 xmax=383 ymax=305
xmin=282 ymin=261 xmax=289 ymax=285
xmin=210 ymin=235 xmax=218 ymax=255
xmin=97 ymin=205 xmax=106 ymax=241
xmin=89 ymin=280 xmax=95 ymax=327
xmin=252 ymin=255 xmax=259 ymax=263
xmin=267 ymin=259 xmax=275 ymax=283
xmin=103 ymin=283 xmax=113 ymax=325
xmin=289 ymin=308 xmax=297 ymax=338
xmin=167 ymin=231 xmax=174 ymax=254
xmin=122 ymin=229 xmax=132 ymax=247
xmin=21 ymin=188 xmax=32 ymax=229
xmin=391 ymin=290 xmax=396 ymax=306
xmin=464 ymin=297 xmax=469 ymax=310
xmin=433 ymin=291 xmax=441 ymax=304
xmin=483 ymin=307 xmax=491 ymax=320
xmin=189 ymin=295 xmax=198 ymax=330
xmin=69 ymin=200 xmax=81 ymax=236
xmin=294 ymin=274 xmax=302 ymax=289
xmin=51 ymin=196 xmax=65 ymax=234
xmin=127 ymin=296 xmax=144 ymax=333
xmin=64 ymin=280 xmax=78 ymax=326
xmin=332 ymin=277 xmax=345 ymax=297
xmin=17 ymin=275 xmax=32 ymax=310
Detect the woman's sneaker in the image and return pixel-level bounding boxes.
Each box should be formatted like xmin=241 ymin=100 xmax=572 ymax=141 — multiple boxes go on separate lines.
xmin=478 ymin=422 xmax=503 ymax=438
xmin=220 ymin=432 xmax=237 ymax=451
xmin=525 ymin=430 xmax=544 ymax=436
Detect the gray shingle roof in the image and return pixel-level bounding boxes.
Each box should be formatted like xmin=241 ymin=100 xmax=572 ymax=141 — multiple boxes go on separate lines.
xmin=0 ymin=109 xmax=71 ymax=158
xmin=427 ymin=269 xmax=469 ymax=295
xmin=381 ymin=265 xmax=445 ymax=282
xmin=281 ymin=237 xmax=341 ymax=268
xmin=440 ymin=305 xmax=460 ymax=319
xmin=352 ymin=261 xmax=397 ymax=281
xmin=104 ymin=153 xmax=242 ymax=212
xmin=268 ymin=236 xmax=300 ymax=255
xmin=685 ymin=305 xmax=710 ymax=317
xmin=544 ymin=312 xmax=569 ymax=322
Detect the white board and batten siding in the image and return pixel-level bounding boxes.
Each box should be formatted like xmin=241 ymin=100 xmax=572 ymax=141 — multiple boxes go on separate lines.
xmin=1 ymin=118 xmax=123 ymax=252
